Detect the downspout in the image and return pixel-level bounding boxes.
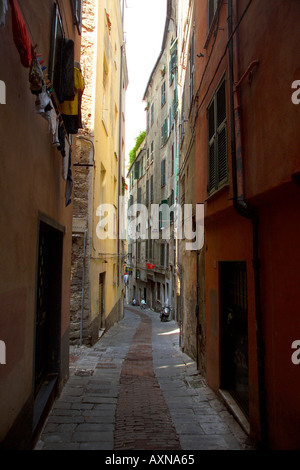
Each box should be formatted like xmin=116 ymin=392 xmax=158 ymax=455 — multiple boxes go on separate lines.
xmin=80 ymin=229 xmax=88 ymax=346
xmin=117 ymin=0 xmax=125 ymax=289
xmin=228 ymin=0 xmax=268 ymax=448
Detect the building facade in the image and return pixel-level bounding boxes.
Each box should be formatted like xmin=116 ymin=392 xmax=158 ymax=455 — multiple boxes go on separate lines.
xmin=0 ymin=0 xmax=82 ymax=448
xmin=176 ymin=0 xmax=206 ymax=373
xmin=130 ymin=0 xmax=178 ymax=315
xmin=192 ymin=0 xmax=300 ymax=449
xmin=70 ymin=0 xmax=128 ymax=346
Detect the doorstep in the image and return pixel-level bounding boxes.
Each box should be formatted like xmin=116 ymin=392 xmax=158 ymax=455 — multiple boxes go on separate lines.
xmin=218 ymin=388 xmax=250 ymax=435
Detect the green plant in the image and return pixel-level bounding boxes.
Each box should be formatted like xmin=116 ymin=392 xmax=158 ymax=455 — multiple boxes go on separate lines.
xmin=129 ymin=131 xmax=146 ymax=166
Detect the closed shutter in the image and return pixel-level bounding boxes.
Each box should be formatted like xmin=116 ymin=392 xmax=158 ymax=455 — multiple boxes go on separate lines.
xmin=208 ymin=78 xmax=227 ymax=193
xmin=137 ymin=187 xmax=142 ymax=204
xmin=146 ymin=179 xmax=149 ymax=206
xmin=208 ymin=142 xmax=215 ymax=192
xmin=161 ymin=159 xmax=166 ymax=187
xmin=134 ymin=161 xmax=140 ymax=180
xmin=217 ymin=126 xmax=227 ymax=183
xmin=150 ymin=175 xmax=154 ymax=202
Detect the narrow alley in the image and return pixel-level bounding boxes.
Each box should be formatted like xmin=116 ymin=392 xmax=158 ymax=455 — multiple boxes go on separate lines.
xmin=35 ymin=306 xmax=253 ymax=451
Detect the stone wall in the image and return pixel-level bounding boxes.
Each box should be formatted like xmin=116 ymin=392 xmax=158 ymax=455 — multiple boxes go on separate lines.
xmin=70 ymin=0 xmax=96 ymax=345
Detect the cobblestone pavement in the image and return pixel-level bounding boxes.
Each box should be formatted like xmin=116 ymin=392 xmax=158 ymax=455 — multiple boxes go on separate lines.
xmin=35 ymin=306 xmax=254 ymax=451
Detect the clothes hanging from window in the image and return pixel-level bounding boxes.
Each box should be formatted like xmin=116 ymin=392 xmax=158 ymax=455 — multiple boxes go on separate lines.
xmin=53 ymin=38 xmax=75 ymax=103
xmin=57 ymin=121 xmax=66 ymax=155
xmin=65 ymin=147 xmax=73 ymax=207
xmin=62 ymin=136 xmax=70 ymax=181
xmin=9 ymin=0 xmax=33 ymax=67
xmin=60 ymin=66 xmax=84 ymax=134
xmin=29 ymin=52 xmax=44 ymax=95
xmin=0 ymin=0 xmax=8 ymax=27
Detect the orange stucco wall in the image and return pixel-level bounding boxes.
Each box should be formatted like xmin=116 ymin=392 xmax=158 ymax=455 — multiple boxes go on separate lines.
xmin=194 ymin=0 xmax=300 ymax=448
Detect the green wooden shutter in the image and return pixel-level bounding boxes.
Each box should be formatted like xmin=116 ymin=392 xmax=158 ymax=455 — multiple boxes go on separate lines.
xmin=134 ymin=161 xmax=139 ymax=179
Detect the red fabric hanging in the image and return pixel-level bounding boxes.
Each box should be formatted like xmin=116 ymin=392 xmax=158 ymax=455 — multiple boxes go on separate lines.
xmin=9 ymin=0 xmax=33 ymax=67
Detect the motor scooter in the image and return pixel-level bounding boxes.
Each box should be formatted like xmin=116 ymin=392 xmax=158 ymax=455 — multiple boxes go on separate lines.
xmin=160 ymin=305 xmax=170 ymax=322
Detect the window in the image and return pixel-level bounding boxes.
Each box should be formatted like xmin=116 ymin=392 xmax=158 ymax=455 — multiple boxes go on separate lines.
xmin=140 ymin=157 xmax=143 ymax=176
xmin=137 ymin=242 xmax=141 ymax=261
xmin=146 ymin=107 xmax=150 ymax=132
xmin=161 ymin=81 xmax=166 ymax=106
xmin=161 ymin=118 xmax=168 ymax=146
xmin=134 ymin=161 xmax=140 ymax=180
xmin=160 ymin=244 xmax=165 ymax=267
xmin=172 ymin=87 xmax=178 ymax=121
xmin=180 ymin=92 xmax=185 ymax=146
xmin=171 ymin=143 xmax=174 ymax=175
xmin=161 ymin=159 xmax=166 ymax=187
xmin=208 ymin=79 xmax=227 ymax=193
xmin=49 ymin=4 xmax=64 ymax=92
xmin=151 ymin=141 xmax=154 ymax=161
xmin=71 ymin=0 xmax=83 ymax=35
xmin=147 ymin=148 xmax=150 ymax=167
xmin=137 ymin=187 xmax=142 ymax=204
xmin=208 ymin=0 xmax=218 ymax=28
xmin=166 ymin=242 xmax=169 ymax=267
xmin=151 ymin=103 xmax=154 ymax=126
xmin=146 ymin=179 xmax=149 ymax=206
xmin=150 ymin=175 xmax=154 ymax=202
xmin=169 ymin=49 xmax=177 ymax=85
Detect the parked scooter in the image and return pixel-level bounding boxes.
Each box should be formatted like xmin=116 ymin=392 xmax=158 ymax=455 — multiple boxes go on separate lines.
xmin=160 ymin=305 xmax=170 ymax=322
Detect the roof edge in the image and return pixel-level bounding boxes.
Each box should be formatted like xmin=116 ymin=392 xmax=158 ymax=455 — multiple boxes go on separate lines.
xmin=142 ymin=0 xmax=172 ymax=101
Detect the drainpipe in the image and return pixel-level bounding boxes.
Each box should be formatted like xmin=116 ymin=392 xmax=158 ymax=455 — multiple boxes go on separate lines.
xmin=80 ymin=229 xmax=88 ymax=346
xmin=228 ymin=0 xmax=268 ymax=448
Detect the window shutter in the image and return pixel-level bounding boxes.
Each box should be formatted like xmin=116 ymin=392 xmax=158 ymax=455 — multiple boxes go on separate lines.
xmin=217 ymin=81 xmax=226 ymax=126
xmin=150 ymin=175 xmax=154 ymax=202
xmin=208 ymin=141 xmax=215 ymax=192
xmin=160 ymin=244 xmax=165 ymax=266
xmin=146 ymin=179 xmax=149 ymax=206
xmin=217 ymin=126 xmax=227 ymax=183
xmin=134 ymin=161 xmax=139 ymax=179
xmin=161 ymin=159 xmax=166 ymax=186
xmin=137 ymin=187 xmax=142 ymax=204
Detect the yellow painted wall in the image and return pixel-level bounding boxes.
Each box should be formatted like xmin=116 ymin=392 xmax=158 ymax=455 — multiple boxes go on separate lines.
xmin=90 ymin=0 xmax=127 ymax=330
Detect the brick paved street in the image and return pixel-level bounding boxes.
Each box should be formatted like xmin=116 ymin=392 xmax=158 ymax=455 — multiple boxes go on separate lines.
xmin=35 ymin=306 xmax=254 ymax=451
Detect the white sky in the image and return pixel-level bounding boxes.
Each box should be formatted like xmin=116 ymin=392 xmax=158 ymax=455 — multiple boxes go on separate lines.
xmin=123 ymin=0 xmax=167 ymax=170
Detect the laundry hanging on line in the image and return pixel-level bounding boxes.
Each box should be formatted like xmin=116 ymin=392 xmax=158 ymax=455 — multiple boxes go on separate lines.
xmin=9 ymin=0 xmax=33 ymax=67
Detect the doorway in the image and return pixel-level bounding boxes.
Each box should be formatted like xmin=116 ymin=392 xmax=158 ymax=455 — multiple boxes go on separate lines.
xmin=99 ymin=272 xmax=105 ymax=329
xmin=220 ymin=261 xmax=249 ymax=415
xmin=34 ymin=221 xmax=63 ymax=396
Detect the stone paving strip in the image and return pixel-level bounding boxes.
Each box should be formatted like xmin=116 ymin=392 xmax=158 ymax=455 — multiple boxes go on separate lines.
xmin=36 ymin=307 xmax=254 ymax=451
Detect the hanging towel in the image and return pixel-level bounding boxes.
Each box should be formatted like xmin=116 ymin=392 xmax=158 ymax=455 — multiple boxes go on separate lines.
xmin=9 ymin=0 xmax=33 ymax=67
xmin=0 ymin=0 xmax=8 ymax=27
